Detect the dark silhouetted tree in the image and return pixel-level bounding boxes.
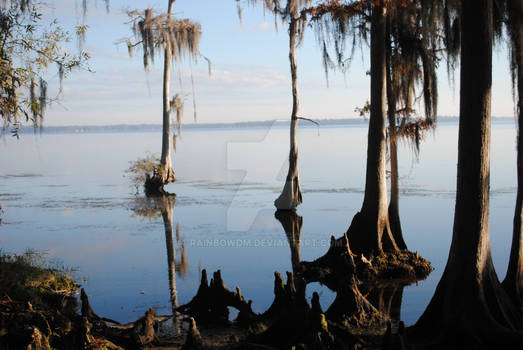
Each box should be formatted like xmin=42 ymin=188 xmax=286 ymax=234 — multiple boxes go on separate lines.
xmin=305 ymin=0 xmax=439 ymax=254
xmin=385 ymin=0 xmax=439 ymax=250
xmin=409 ymin=0 xmax=523 ymax=346
xmin=502 ymin=0 xmax=523 ymax=311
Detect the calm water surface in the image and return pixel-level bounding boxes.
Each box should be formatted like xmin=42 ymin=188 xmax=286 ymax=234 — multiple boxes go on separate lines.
xmin=0 ymin=120 xmax=518 ymax=325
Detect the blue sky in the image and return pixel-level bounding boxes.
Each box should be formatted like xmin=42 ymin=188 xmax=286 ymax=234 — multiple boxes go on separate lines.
xmin=40 ymin=0 xmax=516 ymax=126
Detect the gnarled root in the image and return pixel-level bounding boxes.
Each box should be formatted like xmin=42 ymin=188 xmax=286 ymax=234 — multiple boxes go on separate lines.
xmin=81 ymin=289 xmax=167 ymax=349
xmin=326 ymin=276 xmax=384 ymax=329
xmin=80 ymin=288 xmax=120 ymax=325
xmin=346 ymin=211 xmax=398 ymax=256
xmin=81 ymin=317 xmax=123 ymax=350
xmin=298 ymin=232 xmax=432 ymax=285
xmin=297 ymin=233 xmax=358 ymax=289
xmin=175 ymin=269 xmax=256 ymax=326
xmin=181 ymin=317 xmax=204 ymax=350
xmin=249 ymin=271 xmax=337 ymax=349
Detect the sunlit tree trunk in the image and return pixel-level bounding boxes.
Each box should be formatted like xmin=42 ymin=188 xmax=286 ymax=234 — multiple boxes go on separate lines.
xmin=410 ymin=1 xmax=523 ymax=344
xmin=160 ymin=44 xmax=176 ymax=185
xmin=503 ymin=0 xmax=523 ymax=310
xmin=347 ymin=5 xmax=398 ymax=255
xmin=145 ymin=0 xmax=176 ymax=195
xmin=275 ymin=2 xmax=302 ymax=211
xmin=160 ymin=0 xmax=176 ymax=185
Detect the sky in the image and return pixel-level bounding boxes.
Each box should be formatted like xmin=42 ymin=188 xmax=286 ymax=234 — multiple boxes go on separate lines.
xmin=37 ymin=0 xmax=517 ymax=126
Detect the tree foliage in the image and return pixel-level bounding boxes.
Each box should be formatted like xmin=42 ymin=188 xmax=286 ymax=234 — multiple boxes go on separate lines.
xmin=123 ymin=5 xmax=203 ymax=135
xmin=0 ymin=0 xmax=90 ymax=136
xmin=125 ymin=8 xmax=202 ymax=71
xmin=121 ymin=2 xmax=205 ymax=193
xmin=124 ymin=154 xmax=162 ymax=194
xmin=236 ymin=0 xmax=312 ymax=43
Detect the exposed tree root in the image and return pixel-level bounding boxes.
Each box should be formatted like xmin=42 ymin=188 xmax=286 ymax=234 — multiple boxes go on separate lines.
xmin=346 ymin=211 xmax=399 ymax=256
xmin=181 ymin=317 xmax=204 ymax=350
xmin=80 ymin=288 xmax=120 ymax=325
xmin=80 ymin=289 xmax=178 ymax=349
xmin=81 ymin=317 xmax=123 ymax=350
xmin=298 ymin=234 xmax=357 ymax=289
xmin=274 ymin=176 xmax=302 ymax=210
xmin=408 ymin=261 xmax=523 ymax=349
xmin=247 ymin=271 xmax=360 ymax=349
xmin=298 ymin=232 xmax=432 ymax=287
xmin=326 ymin=276 xmax=384 ymax=329
xmin=175 ymin=270 xmax=368 ymax=349
xmin=369 ymin=251 xmax=432 ymax=280
xmin=175 ymin=269 xmax=256 ymax=326
xmin=144 ymin=174 xmax=170 ymax=196
xmin=144 ymin=165 xmax=175 ymax=196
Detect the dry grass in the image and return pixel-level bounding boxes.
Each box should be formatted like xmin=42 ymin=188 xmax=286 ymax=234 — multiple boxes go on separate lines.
xmin=0 ymin=250 xmax=78 ymax=303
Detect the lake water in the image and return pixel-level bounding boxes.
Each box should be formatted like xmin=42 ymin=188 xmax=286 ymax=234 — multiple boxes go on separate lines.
xmin=0 ymin=119 xmax=518 ymax=326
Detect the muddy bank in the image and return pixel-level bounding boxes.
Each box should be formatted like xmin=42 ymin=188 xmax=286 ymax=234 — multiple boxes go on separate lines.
xmin=0 ymin=251 xmax=401 ymax=349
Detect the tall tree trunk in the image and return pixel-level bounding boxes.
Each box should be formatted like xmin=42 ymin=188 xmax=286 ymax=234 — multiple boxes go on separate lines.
xmin=144 ymin=0 xmax=176 ymax=196
xmin=386 ymin=17 xmax=407 ymax=251
xmin=347 ymin=5 xmax=398 ymax=255
xmin=409 ymin=1 xmax=522 ymax=345
xmin=503 ymin=0 xmax=523 ymax=310
xmin=388 ymin=118 xmax=407 ymax=249
xmin=160 ymin=44 xmax=176 ymax=184
xmin=275 ymin=4 xmax=302 ymax=211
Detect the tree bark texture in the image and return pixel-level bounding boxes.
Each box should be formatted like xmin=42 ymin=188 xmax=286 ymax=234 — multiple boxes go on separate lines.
xmin=348 ymin=5 xmax=399 ymax=255
xmin=410 ymin=1 xmax=523 ymax=346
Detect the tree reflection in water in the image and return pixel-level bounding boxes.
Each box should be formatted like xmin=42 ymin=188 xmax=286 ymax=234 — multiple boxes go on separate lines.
xmin=275 ymin=209 xmax=408 ymax=328
xmin=130 ymin=194 xmax=188 ymax=334
xmin=274 ymin=210 xmax=302 ymax=272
